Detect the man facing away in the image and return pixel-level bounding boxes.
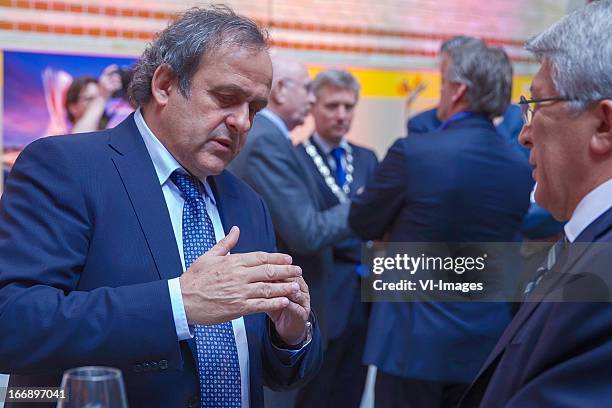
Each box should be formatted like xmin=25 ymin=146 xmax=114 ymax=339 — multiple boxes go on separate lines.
xmin=349 ymin=44 xmax=533 ymax=407
xmin=460 ymin=1 xmax=612 ymax=406
xmin=294 ymin=69 xmax=378 ymax=408
xmin=0 ymin=7 xmax=322 ymax=408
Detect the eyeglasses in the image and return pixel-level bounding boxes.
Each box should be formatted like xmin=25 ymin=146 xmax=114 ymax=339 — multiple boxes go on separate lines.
xmin=280 ymin=78 xmax=312 ymax=93
xmin=518 ymin=95 xmax=570 ymax=126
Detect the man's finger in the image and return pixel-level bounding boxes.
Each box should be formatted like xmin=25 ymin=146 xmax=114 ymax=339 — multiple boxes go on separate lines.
xmin=284 ymin=300 xmax=309 ymax=322
xmin=207 ymin=226 xmax=240 ymax=256
xmin=234 ymin=251 xmax=292 ymax=267
xmin=286 ymin=289 xmax=309 ymax=309
xmin=248 ymin=281 xmax=300 ymax=299
xmin=244 ymin=297 xmax=290 ymax=315
xmin=247 ymin=264 xmax=302 ymax=282
xmin=294 ymin=276 xmax=309 ymax=293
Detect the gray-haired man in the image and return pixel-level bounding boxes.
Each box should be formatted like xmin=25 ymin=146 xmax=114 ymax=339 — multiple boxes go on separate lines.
xmin=460 ymin=1 xmax=612 ymax=406
xmin=349 ymin=44 xmax=533 ymax=408
xmin=0 ymin=7 xmax=322 ymax=408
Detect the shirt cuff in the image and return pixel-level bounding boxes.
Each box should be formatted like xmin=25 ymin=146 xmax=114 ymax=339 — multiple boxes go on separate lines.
xmin=168 ymin=277 xmax=194 ymax=341
xmin=268 ymin=320 xmax=312 ymax=365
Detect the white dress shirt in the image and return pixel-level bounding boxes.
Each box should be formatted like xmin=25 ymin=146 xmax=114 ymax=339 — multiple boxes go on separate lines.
xmin=564 ymin=178 xmax=612 ymax=242
xmin=134 ymin=109 xmax=250 ymax=406
xmin=312 ymin=132 xmax=349 ymax=172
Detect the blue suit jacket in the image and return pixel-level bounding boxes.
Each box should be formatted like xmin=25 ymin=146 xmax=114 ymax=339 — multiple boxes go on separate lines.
xmin=350 ymin=114 xmax=533 ymax=383
xmin=295 ymin=137 xmax=378 ymax=339
xmin=406 ymin=107 xmax=441 ymax=135
xmin=0 ymin=115 xmax=322 ymax=408
xmin=408 ymin=107 xmax=563 ymax=240
xmin=460 ymin=206 xmax=612 ymax=407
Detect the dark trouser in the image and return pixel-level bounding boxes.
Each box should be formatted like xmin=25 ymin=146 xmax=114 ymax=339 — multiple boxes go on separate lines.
xmin=295 ymin=322 xmax=368 ymax=408
xmin=375 ymin=371 xmax=468 ymax=408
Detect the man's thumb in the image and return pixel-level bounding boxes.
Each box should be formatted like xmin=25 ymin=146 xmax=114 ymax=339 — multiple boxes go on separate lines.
xmin=207 ymin=226 xmax=240 ymax=256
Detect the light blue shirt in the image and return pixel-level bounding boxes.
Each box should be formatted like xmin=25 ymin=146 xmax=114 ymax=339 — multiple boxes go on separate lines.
xmin=134 ymin=109 xmax=250 ymax=407
xmin=134 ymin=110 xmax=308 ymax=406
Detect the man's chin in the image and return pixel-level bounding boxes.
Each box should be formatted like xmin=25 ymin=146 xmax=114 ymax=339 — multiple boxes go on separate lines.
xmin=193 ymin=156 xmax=231 ymax=178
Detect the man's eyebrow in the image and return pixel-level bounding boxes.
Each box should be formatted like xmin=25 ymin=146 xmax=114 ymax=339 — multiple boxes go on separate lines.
xmin=210 ymin=85 xmax=268 ymax=107
xmin=210 ymin=84 xmax=249 ymax=96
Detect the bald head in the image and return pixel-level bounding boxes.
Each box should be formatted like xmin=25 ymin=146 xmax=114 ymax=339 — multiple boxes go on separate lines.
xmin=267 ymin=56 xmax=314 ymax=131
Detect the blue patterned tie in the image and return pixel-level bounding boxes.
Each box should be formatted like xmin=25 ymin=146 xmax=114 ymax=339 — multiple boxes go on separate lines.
xmin=170 ymin=171 xmax=241 ymax=407
xmin=330 ymin=147 xmax=346 ymax=186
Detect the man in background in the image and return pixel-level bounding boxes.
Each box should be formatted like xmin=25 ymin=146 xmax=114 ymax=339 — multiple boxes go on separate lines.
xmin=350 ymin=43 xmax=533 ymax=407
xmin=409 ymin=35 xmax=564 ymax=279
xmin=295 ymin=69 xmax=378 ymax=407
xmin=65 ymin=65 xmax=123 ymax=133
xmin=229 ymin=57 xmax=355 ymax=345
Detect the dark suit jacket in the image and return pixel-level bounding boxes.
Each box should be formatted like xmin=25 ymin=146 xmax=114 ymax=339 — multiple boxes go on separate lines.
xmin=406 ymin=107 xmax=442 ymax=135
xmin=349 ymin=114 xmax=533 ymax=383
xmin=0 ymin=115 xmax=322 ymax=408
xmin=228 ymin=113 xmax=354 ymax=343
xmin=295 ymin=136 xmax=378 ymax=339
xmin=407 ymin=107 xmax=563 ymax=240
xmin=460 ymin=206 xmax=612 ymax=407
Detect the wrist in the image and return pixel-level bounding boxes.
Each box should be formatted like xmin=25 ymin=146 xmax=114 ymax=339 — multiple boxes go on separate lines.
xmin=178 ymin=275 xmax=194 ymax=324
xmin=272 ymin=320 xmax=312 ymax=349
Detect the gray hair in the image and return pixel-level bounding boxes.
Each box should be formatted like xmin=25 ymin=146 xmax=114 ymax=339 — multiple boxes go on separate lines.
xmin=129 ymin=5 xmax=268 ymax=106
xmin=440 ymin=35 xmax=485 ymax=53
xmin=311 ymin=69 xmax=360 ymax=99
xmin=445 ymin=45 xmax=512 ymax=118
xmin=526 ymin=0 xmax=612 ymax=110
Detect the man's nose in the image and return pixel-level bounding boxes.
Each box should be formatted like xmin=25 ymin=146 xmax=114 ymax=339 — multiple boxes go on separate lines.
xmin=226 ymin=103 xmax=251 ymax=135
xmin=518 ymin=123 xmax=532 ymax=148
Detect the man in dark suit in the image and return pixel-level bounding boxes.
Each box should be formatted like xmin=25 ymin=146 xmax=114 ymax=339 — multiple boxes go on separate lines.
xmin=349 ymin=44 xmax=533 ymax=407
xmin=460 ymin=1 xmax=612 ymax=406
xmin=0 ymin=7 xmax=322 ymax=408
xmin=229 ymin=58 xmax=354 ymax=344
xmin=294 ymin=69 xmax=378 ymax=407
xmin=407 ymin=36 xmax=563 ymax=280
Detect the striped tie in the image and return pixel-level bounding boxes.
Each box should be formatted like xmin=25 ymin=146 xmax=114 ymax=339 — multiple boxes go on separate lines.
xmin=523 ymin=235 xmax=569 ymax=299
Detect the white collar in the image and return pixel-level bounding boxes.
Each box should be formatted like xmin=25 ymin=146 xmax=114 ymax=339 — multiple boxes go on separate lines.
xmin=564 ymin=178 xmax=612 ymax=242
xmin=258 ymin=108 xmax=291 ymax=140
xmin=134 ymin=108 xmax=215 ymax=203
xmin=312 ymin=132 xmax=349 ymax=156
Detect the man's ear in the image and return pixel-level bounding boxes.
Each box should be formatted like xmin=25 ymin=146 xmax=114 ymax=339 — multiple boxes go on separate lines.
xmin=270 ymin=81 xmax=286 ymax=105
xmin=150 ymin=64 xmax=176 ymax=107
xmin=452 ymin=83 xmax=468 ymax=104
xmin=590 ymin=100 xmax=612 ymax=155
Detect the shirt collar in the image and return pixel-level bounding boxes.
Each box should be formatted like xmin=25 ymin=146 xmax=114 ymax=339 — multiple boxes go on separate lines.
xmin=258 ymin=108 xmax=291 ymax=140
xmin=312 ymin=132 xmax=349 ymax=156
xmin=134 ymin=108 xmax=216 ymax=204
xmin=564 ymin=178 xmax=612 ymax=242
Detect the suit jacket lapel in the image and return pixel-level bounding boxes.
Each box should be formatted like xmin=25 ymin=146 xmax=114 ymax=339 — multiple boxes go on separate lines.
xmin=108 ymin=114 xmax=183 ymax=281
xmin=475 ymin=206 xmax=612 ymax=379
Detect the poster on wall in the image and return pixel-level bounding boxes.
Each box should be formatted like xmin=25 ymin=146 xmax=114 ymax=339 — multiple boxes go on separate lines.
xmin=2 ymin=50 xmax=137 ymax=173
